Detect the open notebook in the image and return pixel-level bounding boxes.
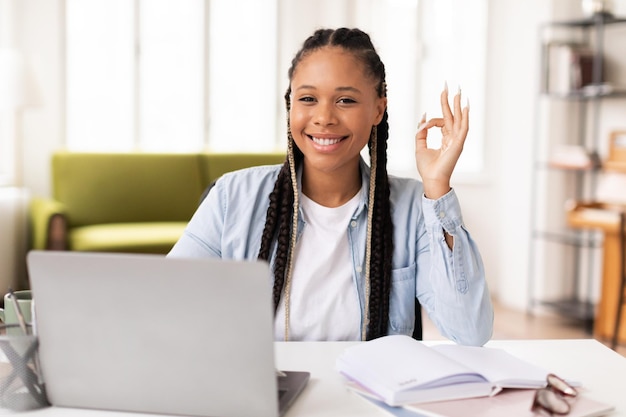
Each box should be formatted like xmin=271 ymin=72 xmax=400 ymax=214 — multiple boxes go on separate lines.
xmin=27 ymin=250 xmax=309 ymax=417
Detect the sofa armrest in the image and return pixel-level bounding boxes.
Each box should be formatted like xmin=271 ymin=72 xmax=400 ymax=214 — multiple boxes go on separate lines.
xmin=29 ymin=197 xmax=70 ymax=250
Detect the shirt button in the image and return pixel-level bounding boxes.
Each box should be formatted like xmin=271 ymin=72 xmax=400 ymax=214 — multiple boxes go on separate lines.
xmin=350 ymin=220 xmax=357 ymax=228
xmin=356 ymin=266 xmax=362 ymax=273
xmin=438 ymin=211 xmax=445 ymax=219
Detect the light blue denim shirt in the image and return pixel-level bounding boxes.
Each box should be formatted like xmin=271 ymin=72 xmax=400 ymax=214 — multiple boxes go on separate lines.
xmin=168 ymin=158 xmax=494 ymax=346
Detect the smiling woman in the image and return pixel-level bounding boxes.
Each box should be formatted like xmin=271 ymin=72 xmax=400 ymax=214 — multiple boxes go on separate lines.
xmin=168 ymin=27 xmax=494 ymax=345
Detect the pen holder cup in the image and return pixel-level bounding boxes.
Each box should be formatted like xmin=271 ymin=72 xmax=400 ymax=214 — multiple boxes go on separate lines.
xmin=0 ymin=325 xmax=50 ymax=411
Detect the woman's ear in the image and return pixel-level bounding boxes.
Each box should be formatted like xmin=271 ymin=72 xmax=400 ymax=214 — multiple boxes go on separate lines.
xmin=374 ymin=97 xmax=387 ymax=124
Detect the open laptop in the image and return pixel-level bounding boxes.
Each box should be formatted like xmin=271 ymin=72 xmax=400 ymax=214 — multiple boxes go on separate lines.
xmin=26 ymin=250 xmax=309 ymax=417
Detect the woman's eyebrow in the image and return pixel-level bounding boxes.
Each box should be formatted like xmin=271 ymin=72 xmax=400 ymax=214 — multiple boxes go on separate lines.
xmin=293 ymin=85 xmax=362 ymax=94
xmin=335 ymin=86 xmax=361 ymax=94
xmin=294 ymin=84 xmax=315 ymax=91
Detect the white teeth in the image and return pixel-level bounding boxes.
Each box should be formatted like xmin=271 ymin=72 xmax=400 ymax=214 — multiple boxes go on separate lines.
xmin=311 ymin=136 xmax=341 ymax=146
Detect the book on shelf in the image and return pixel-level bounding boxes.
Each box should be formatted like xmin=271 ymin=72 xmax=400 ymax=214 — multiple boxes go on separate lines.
xmin=544 ymin=42 xmax=598 ymax=95
xmin=335 ymin=335 xmax=551 ymax=407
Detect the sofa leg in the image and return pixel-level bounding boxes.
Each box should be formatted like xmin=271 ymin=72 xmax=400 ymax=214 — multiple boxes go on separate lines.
xmin=47 ymin=214 xmax=69 ymax=250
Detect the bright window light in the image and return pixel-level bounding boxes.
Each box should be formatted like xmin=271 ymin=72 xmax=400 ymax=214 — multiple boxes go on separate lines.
xmin=207 ymin=0 xmax=278 ymax=152
xmin=66 ymin=0 xmax=134 ymax=150
xmin=63 ymin=0 xmax=486 ymax=177
xmin=139 ymin=0 xmax=204 ymax=152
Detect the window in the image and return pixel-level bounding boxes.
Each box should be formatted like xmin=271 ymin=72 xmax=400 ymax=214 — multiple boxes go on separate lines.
xmin=65 ymin=0 xmax=204 ymax=151
xmin=206 ymin=0 xmax=277 ymax=152
xmin=64 ymin=0 xmax=487 ymax=175
xmin=418 ymin=0 xmax=488 ymax=176
xmin=66 ymin=0 xmax=133 ymax=150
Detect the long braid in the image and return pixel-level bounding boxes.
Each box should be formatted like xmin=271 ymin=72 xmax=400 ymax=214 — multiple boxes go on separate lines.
xmin=258 ymin=90 xmax=303 ymax=315
xmin=282 ymin=108 xmax=301 ymax=340
xmin=362 ymin=125 xmax=377 ymax=340
xmin=368 ymin=110 xmax=393 ymax=339
xmin=258 ymin=28 xmax=394 ymax=340
xmin=257 ymin=160 xmax=290 ymax=310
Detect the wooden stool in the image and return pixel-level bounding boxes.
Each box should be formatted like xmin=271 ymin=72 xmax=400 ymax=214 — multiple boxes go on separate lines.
xmin=567 ymin=202 xmax=626 ymax=347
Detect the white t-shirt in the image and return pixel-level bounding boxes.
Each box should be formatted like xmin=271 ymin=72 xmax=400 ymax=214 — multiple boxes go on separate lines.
xmin=274 ymin=192 xmax=361 ymax=341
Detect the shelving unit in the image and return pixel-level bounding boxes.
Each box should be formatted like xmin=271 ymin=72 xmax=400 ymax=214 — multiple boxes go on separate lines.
xmin=527 ymin=13 xmax=626 ymax=331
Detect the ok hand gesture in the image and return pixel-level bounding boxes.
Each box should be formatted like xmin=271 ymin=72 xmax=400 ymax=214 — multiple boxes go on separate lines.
xmin=414 ymin=84 xmax=469 ymax=199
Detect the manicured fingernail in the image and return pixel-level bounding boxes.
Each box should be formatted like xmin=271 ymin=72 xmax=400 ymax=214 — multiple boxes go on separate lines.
xmin=417 ymin=113 xmax=427 ymax=133
xmin=465 ymin=97 xmax=470 ymax=110
xmin=457 ymin=85 xmax=462 ymax=96
xmin=444 ymin=81 xmax=448 ymax=93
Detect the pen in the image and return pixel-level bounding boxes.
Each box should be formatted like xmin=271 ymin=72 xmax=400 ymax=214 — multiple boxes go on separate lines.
xmin=8 ymin=288 xmax=29 ymax=335
xmin=30 ymin=298 xmax=45 ymax=385
xmin=7 ymin=290 xmax=45 ymax=386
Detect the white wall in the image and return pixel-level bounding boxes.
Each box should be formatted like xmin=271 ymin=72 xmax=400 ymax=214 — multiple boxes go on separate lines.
xmin=480 ymin=0 xmax=551 ymax=308
xmin=8 ymin=0 xmax=626 ymax=313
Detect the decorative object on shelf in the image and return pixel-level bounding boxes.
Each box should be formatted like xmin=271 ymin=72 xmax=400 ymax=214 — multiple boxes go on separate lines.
xmin=582 ymin=0 xmax=615 ymax=17
xmin=549 ymin=145 xmax=601 ymax=170
xmin=597 ymin=130 xmax=626 ymax=205
xmin=596 ymin=172 xmax=626 ymax=204
xmin=604 ymin=130 xmax=626 ymax=172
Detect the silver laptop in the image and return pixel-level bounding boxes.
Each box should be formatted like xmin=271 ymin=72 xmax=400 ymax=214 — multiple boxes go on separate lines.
xmin=26 ymin=250 xmax=309 ymax=417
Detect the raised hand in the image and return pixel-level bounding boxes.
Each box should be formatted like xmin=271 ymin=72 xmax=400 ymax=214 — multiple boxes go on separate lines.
xmin=414 ymin=83 xmax=469 ymax=199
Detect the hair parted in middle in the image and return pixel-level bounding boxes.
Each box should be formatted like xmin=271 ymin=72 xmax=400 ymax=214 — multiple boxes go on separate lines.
xmin=257 ymin=28 xmax=393 ymax=341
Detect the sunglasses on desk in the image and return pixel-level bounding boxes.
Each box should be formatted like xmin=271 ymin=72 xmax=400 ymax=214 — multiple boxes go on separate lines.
xmin=531 ymin=373 xmax=578 ymax=415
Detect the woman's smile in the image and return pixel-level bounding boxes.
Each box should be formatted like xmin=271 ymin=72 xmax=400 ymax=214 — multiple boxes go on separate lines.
xmin=308 ymin=134 xmax=348 ymax=148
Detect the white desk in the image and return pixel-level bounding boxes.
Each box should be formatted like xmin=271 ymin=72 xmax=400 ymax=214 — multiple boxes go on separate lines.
xmin=9 ymin=339 xmax=626 ymax=417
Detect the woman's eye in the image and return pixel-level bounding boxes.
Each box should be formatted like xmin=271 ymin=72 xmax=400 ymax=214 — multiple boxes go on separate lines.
xmin=338 ymin=98 xmax=356 ymax=104
xmin=298 ymin=96 xmax=315 ymax=103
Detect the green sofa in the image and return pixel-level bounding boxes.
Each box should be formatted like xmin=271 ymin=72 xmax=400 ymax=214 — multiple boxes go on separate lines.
xmin=29 ymin=151 xmax=285 ymax=254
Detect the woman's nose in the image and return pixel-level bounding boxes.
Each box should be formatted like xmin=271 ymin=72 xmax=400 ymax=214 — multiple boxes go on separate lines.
xmin=313 ymin=102 xmax=337 ymax=125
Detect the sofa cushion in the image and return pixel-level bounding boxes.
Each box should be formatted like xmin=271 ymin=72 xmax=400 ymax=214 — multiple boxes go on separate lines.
xmin=69 ymin=222 xmax=187 ymax=253
xmin=200 ymin=153 xmax=285 ymax=187
xmin=53 ymin=152 xmax=204 ymax=227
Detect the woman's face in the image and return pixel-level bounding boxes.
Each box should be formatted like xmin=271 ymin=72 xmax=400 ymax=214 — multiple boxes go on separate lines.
xmin=289 ymin=46 xmax=387 ymax=176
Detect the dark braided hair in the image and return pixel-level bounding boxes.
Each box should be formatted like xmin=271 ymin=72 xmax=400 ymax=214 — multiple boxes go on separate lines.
xmin=257 ymin=28 xmax=393 ymax=341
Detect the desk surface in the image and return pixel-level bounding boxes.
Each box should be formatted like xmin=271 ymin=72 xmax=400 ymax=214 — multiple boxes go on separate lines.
xmin=9 ymin=339 xmax=626 ymax=417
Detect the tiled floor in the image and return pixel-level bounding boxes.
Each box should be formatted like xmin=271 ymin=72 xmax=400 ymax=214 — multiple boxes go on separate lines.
xmin=422 ymin=299 xmax=626 ymax=356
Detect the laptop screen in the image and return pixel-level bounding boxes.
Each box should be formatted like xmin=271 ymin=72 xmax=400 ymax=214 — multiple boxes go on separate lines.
xmin=27 ymin=251 xmax=306 ymax=417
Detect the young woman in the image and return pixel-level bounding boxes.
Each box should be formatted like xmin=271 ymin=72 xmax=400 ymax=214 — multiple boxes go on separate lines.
xmin=168 ymin=28 xmax=493 ymax=345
